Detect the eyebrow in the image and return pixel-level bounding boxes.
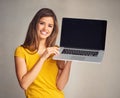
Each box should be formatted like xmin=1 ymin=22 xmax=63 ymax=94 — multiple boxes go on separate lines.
xmin=39 ymin=20 xmax=54 ymax=26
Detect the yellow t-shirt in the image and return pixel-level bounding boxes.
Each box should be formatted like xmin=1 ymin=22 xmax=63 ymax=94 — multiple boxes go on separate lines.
xmin=14 ymin=46 xmax=64 ymax=98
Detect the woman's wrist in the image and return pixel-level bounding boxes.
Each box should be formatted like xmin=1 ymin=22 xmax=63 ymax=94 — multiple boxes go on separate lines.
xmin=40 ymin=57 xmax=46 ymax=63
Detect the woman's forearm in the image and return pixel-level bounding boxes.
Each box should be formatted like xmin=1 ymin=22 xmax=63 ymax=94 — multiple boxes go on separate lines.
xmin=56 ymin=61 xmax=71 ymax=90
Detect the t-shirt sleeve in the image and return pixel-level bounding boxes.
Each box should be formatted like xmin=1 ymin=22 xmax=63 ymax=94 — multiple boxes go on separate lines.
xmin=14 ymin=46 xmax=25 ymax=58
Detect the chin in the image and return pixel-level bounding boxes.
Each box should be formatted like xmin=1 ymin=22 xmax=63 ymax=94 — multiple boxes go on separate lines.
xmin=39 ymin=35 xmax=49 ymax=39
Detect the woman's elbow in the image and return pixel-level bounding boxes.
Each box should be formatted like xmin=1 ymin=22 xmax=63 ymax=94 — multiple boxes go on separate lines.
xmin=19 ymin=82 xmax=28 ymax=90
xmin=56 ymin=83 xmax=65 ymax=91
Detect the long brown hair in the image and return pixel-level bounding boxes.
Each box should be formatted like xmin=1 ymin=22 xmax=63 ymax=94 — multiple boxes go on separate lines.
xmin=22 ymin=8 xmax=58 ymax=51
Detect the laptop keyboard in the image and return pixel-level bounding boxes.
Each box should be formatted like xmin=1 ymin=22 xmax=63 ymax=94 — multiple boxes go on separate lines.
xmin=62 ymin=49 xmax=98 ymax=56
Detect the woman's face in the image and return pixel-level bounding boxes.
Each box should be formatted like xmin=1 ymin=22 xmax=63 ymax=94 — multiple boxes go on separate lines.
xmin=36 ymin=16 xmax=54 ymax=40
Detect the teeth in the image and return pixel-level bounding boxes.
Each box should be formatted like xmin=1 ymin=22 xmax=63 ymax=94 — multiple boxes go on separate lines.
xmin=41 ymin=31 xmax=47 ymax=35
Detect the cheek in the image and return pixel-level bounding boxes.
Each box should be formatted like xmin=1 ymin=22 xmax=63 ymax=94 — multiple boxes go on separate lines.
xmin=36 ymin=23 xmax=43 ymax=30
xmin=47 ymin=29 xmax=53 ymax=37
xmin=50 ymin=27 xmax=54 ymax=33
xmin=50 ymin=29 xmax=53 ymax=34
xmin=36 ymin=24 xmax=40 ymax=31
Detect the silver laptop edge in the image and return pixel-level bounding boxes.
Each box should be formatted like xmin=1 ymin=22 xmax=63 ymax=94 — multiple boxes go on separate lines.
xmin=53 ymin=47 xmax=104 ymax=63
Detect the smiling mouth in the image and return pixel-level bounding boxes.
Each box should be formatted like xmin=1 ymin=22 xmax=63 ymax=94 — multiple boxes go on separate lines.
xmin=40 ymin=31 xmax=48 ymax=35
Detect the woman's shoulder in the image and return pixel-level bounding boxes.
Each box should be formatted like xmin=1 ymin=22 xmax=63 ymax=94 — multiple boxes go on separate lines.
xmin=14 ymin=45 xmax=26 ymax=58
xmin=15 ymin=45 xmax=25 ymax=52
xmin=15 ymin=45 xmax=39 ymax=55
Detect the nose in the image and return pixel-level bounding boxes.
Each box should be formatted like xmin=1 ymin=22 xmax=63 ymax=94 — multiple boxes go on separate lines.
xmin=43 ymin=24 xmax=48 ymax=31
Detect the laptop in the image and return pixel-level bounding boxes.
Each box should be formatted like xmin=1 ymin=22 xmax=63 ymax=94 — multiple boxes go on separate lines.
xmin=53 ymin=17 xmax=107 ymax=63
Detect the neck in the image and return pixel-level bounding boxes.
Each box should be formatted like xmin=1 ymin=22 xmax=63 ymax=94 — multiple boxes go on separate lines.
xmin=37 ymin=39 xmax=47 ymax=55
xmin=38 ymin=39 xmax=46 ymax=50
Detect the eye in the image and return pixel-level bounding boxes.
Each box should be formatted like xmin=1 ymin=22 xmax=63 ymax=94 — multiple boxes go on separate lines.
xmin=39 ymin=22 xmax=44 ymax=25
xmin=48 ymin=24 xmax=53 ymax=28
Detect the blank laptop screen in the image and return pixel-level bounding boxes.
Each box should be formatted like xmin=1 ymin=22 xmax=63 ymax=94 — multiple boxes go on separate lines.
xmin=60 ymin=18 xmax=107 ymax=50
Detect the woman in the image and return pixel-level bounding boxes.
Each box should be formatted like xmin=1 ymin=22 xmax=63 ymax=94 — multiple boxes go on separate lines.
xmin=14 ymin=8 xmax=72 ymax=98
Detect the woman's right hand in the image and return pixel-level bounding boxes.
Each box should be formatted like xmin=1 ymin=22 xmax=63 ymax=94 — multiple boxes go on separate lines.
xmin=40 ymin=46 xmax=59 ymax=60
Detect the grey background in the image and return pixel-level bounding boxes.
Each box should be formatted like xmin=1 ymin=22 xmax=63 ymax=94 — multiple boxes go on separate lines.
xmin=0 ymin=0 xmax=120 ymax=98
